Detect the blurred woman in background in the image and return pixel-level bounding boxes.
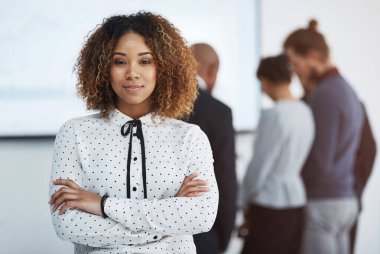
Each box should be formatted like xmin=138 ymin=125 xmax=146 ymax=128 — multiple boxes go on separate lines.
xmin=239 ymin=54 xmax=314 ymax=254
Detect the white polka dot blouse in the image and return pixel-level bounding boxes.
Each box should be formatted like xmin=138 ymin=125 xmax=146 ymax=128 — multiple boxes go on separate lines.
xmin=49 ymin=109 xmax=219 ymax=254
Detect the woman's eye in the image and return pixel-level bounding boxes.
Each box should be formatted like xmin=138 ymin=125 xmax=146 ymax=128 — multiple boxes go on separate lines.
xmin=113 ymin=59 xmax=126 ymax=65
xmin=140 ymin=59 xmax=152 ymax=65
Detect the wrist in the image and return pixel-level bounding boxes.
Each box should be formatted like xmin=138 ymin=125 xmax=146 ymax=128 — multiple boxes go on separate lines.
xmin=100 ymin=194 xmax=109 ymax=219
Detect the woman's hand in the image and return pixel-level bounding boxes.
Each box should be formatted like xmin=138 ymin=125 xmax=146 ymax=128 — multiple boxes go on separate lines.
xmin=175 ymin=173 xmax=209 ymax=197
xmin=49 ymin=179 xmax=102 ymax=216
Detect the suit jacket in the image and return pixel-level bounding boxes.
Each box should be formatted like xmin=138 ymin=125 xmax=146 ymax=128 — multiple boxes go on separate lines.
xmin=354 ymin=104 xmax=377 ymax=211
xmin=188 ymin=89 xmax=237 ymax=253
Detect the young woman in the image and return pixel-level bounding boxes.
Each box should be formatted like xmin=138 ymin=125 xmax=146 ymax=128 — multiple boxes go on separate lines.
xmin=48 ymin=12 xmax=218 ymax=254
xmin=239 ymin=54 xmax=315 ymax=254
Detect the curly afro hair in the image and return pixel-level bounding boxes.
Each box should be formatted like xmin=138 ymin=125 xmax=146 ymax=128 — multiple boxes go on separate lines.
xmin=75 ymin=11 xmax=198 ymax=119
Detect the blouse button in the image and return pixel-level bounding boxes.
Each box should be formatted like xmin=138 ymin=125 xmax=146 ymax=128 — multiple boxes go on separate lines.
xmin=132 ymin=187 xmax=137 ymax=191
xmin=153 ymin=235 xmax=158 ymax=240
xmin=133 ymin=157 xmax=137 ymax=161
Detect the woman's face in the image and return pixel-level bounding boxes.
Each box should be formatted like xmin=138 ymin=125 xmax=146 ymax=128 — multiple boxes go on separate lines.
xmin=110 ymin=32 xmax=157 ymax=113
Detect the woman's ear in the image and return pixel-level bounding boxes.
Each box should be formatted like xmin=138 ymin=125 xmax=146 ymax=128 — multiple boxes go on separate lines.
xmin=261 ymin=78 xmax=269 ymax=91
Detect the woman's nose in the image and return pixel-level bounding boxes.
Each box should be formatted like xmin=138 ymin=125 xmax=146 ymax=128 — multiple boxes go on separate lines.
xmin=125 ymin=62 xmax=140 ymax=80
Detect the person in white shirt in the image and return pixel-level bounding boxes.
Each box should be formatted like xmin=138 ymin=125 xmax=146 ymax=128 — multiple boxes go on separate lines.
xmin=48 ymin=12 xmax=218 ymax=254
xmin=239 ymin=54 xmax=315 ymax=254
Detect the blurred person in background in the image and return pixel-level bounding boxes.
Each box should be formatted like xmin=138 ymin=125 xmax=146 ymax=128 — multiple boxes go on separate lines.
xmin=189 ymin=43 xmax=237 ymax=254
xmin=299 ymin=62 xmax=377 ymax=254
xmin=284 ymin=20 xmax=364 ymax=254
xmin=239 ymin=54 xmax=315 ymax=254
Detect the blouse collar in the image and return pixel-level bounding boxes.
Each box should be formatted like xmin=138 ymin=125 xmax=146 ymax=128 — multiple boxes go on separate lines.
xmin=109 ymin=108 xmax=160 ymax=127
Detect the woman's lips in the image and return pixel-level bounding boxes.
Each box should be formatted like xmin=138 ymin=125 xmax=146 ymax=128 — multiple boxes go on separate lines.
xmin=123 ymin=85 xmax=144 ymax=92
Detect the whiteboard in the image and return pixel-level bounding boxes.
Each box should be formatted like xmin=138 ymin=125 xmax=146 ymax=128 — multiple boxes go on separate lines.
xmin=0 ymin=0 xmax=260 ymax=136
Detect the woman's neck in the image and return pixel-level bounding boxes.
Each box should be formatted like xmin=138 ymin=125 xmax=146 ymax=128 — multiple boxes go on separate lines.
xmin=116 ymin=100 xmax=152 ymax=119
xmin=270 ymin=84 xmax=294 ymax=101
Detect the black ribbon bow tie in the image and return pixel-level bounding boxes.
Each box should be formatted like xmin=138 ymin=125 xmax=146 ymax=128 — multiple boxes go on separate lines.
xmin=120 ymin=120 xmax=147 ymax=199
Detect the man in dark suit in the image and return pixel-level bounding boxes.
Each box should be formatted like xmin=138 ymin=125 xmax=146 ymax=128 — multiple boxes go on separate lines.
xmin=350 ymin=104 xmax=377 ymax=254
xmin=189 ymin=43 xmax=237 ymax=254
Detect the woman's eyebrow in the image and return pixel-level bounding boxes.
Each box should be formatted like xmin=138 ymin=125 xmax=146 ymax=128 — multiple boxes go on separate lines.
xmin=111 ymin=52 xmax=153 ymax=57
xmin=112 ymin=52 xmax=126 ymax=56
xmin=138 ymin=52 xmax=153 ymax=56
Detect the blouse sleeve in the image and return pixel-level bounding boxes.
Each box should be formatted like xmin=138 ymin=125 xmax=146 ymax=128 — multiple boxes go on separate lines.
xmin=103 ymin=126 xmax=219 ymax=235
xmin=49 ymin=120 xmax=147 ymax=247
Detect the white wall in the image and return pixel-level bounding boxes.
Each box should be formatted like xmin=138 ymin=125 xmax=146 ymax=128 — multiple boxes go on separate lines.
xmin=261 ymin=1 xmax=380 ymax=253
xmin=0 ymin=139 xmax=74 ymax=254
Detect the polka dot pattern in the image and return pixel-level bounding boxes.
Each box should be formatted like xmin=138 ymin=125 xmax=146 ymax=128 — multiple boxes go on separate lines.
xmin=49 ymin=109 xmax=219 ymax=253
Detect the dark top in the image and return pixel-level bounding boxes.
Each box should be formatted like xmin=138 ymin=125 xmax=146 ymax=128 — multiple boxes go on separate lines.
xmin=188 ymin=89 xmax=237 ymax=252
xmin=354 ymin=103 xmax=377 ymax=211
xmin=303 ymin=69 xmax=364 ymax=198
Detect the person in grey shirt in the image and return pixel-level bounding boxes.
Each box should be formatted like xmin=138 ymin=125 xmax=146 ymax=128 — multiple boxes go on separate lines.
xmin=239 ymin=54 xmax=315 ymax=254
xmin=284 ymin=20 xmax=364 ymax=254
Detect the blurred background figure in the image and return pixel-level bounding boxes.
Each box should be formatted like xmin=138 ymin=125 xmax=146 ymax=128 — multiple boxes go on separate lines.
xmin=191 ymin=43 xmax=220 ymax=93
xmin=239 ymin=54 xmax=314 ymax=254
xmin=298 ymin=51 xmax=377 ymax=254
xmin=284 ymin=20 xmax=364 ymax=254
xmin=189 ymin=43 xmax=237 ymax=254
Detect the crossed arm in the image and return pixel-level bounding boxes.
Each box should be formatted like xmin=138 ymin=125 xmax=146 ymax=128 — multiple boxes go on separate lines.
xmin=49 ymin=173 xmax=209 ymax=216
xmin=49 ymin=121 xmax=218 ymax=247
